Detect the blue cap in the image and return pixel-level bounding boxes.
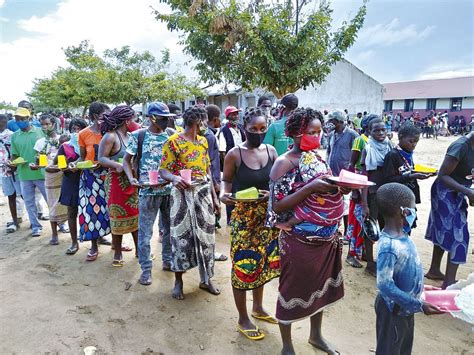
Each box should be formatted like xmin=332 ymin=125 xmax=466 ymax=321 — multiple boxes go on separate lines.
xmin=147 ymin=102 xmax=175 ymax=117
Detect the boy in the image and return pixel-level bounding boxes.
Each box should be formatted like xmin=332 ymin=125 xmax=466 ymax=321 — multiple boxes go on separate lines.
xmin=123 ymin=102 xmax=174 ymax=285
xmin=375 ymin=183 xmax=442 ymax=355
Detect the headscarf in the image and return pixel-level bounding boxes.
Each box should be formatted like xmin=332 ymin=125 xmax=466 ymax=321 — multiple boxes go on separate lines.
xmin=100 ymin=105 xmax=135 ymax=134
xmin=365 ymin=136 xmax=392 ymax=171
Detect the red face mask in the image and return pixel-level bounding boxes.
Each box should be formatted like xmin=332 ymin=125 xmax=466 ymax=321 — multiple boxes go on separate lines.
xmin=300 ymin=134 xmax=320 ymax=151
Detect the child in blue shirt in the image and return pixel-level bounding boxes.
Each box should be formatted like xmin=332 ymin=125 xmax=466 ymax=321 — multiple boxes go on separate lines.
xmin=375 ymin=183 xmax=442 ymax=355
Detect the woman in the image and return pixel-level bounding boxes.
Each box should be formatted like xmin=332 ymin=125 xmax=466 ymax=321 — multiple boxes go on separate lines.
xmin=425 ymin=131 xmax=474 ymax=288
xmin=98 ymin=105 xmax=139 ymax=266
xmin=268 ymin=108 xmax=347 ymax=355
xmin=75 ymin=102 xmax=111 ymax=261
xmin=220 ymin=108 xmax=280 ymax=341
xmin=160 ymin=105 xmax=220 ymax=300
xmin=32 ymin=113 xmax=67 ymax=245
xmin=57 ymin=118 xmax=88 ymax=255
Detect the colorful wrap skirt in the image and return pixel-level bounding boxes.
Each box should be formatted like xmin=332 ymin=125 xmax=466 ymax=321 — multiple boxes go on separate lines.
xmin=45 ymin=171 xmax=68 ymax=224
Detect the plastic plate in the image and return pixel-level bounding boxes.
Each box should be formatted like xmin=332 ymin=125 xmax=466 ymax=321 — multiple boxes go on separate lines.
xmin=326 ymin=176 xmax=376 ymax=189
xmin=228 ymin=192 xmax=266 ymax=202
xmin=421 ymin=290 xmax=461 ymax=312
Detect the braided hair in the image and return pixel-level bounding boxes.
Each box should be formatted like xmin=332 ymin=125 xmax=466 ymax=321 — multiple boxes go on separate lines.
xmin=88 ymin=102 xmax=110 ymax=121
xmin=243 ymin=107 xmax=265 ymax=127
xmin=183 ymin=105 xmax=207 ymax=128
xmin=100 ymin=105 xmax=135 ymax=134
xmin=285 ymin=107 xmax=323 ymax=137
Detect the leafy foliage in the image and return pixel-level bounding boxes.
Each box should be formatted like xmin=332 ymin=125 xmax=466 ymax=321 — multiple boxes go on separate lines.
xmin=155 ymin=0 xmax=367 ymax=97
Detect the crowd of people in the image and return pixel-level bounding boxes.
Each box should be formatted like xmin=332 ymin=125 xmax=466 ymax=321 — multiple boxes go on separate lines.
xmin=0 ymin=95 xmax=472 ymax=355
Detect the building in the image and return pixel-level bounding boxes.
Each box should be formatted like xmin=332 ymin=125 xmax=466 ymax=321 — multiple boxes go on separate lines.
xmin=204 ymin=60 xmax=383 ymax=116
xmin=383 ymin=76 xmax=474 ymax=123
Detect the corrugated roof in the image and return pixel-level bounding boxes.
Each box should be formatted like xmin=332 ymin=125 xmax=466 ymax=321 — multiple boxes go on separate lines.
xmin=383 ymin=76 xmax=474 ymax=100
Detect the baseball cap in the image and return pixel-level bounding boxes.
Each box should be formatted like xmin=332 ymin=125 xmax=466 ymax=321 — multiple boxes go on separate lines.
xmin=280 ymin=93 xmax=298 ymax=110
xmin=147 ymin=102 xmax=175 ymax=117
xmin=327 ymin=110 xmax=346 ymax=122
xmin=14 ymin=107 xmax=31 ymax=118
xmin=224 ymin=106 xmax=241 ymax=117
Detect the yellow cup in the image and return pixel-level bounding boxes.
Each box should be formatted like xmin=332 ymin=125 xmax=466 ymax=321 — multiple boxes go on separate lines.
xmin=57 ymin=155 xmax=67 ymax=169
xmin=39 ymin=154 xmax=48 ymax=167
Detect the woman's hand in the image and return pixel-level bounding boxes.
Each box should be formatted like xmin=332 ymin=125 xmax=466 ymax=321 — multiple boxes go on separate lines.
xmin=308 ymin=178 xmax=339 ymax=194
xmin=212 ymin=195 xmax=221 ymax=214
xmin=172 ymin=176 xmax=191 ymax=190
xmin=361 ymin=203 xmax=370 ymax=218
xmin=422 ymin=302 xmax=444 ymax=315
xmin=6 ymin=161 xmax=17 ymax=171
xmin=220 ymin=192 xmax=235 ymax=206
xmin=259 ymin=189 xmax=270 ymax=200
xmin=113 ymin=163 xmax=123 ymax=174
xmin=129 ymin=177 xmax=140 ymax=187
xmin=338 ymin=187 xmax=352 ymax=195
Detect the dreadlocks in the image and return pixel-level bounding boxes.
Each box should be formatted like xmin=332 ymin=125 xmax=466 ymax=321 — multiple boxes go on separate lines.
xmin=100 ymin=105 xmax=135 ymax=134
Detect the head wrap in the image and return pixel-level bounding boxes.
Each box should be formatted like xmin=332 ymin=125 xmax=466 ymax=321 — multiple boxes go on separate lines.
xmin=100 ymin=105 xmax=135 ymax=134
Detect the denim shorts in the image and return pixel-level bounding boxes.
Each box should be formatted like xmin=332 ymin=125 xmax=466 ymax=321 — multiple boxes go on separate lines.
xmin=2 ymin=175 xmax=21 ymax=197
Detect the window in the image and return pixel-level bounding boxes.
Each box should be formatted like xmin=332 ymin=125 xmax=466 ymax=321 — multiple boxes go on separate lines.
xmin=384 ymin=100 xmax=393 ymax=112
xmin=426 ymin=98 xmax=437 ymax=110
xmin=404 ymin=99 xmax=414 ymax=112
xmin=450 ymin=98 xmax=462 ymax=111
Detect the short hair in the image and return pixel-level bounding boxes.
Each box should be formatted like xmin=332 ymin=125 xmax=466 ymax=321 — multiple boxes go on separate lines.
xmin=88 ymin=102 xmax=110 ymax=120
xmin=368 ymin=117 xmax=384 ymax=130
xmin=183 ymin=105 xmax=207 ymax=128
xmin=376 ymin=183 xmax=415 ymax=218
xmin=167 ymin=103 xmax=181 ymax=114
xmin=398 ymin=123 xmax=421 ymax=138
xmin=285 ymin=107 xmax=323 ymax=137
xmin=206 ymin=104 xmax=221 ymax=120
xmin=257 ymin=95 xmax=271 ymax=106
xmin=0 ymin=114 xmax=7 ymax=122
xmin=280 ymin=93 xmax=298 ymax=110
xmin=243 ymin=107 xmax=265 ymax=126
xmin=69 ymin=118 xmax=87 ymax=132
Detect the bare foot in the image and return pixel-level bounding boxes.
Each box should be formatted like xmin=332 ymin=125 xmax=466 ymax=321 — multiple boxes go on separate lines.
xmin=346 ymin=255 xmax=363 ymax=268
xmin=309 ymin=336 xmax=339 ymax=354
xmin=425 ymin=271 xmax=445 ymax=281
xmin=172 ymin=279 xmax=184 ymax=300
xmin=281 ymin=345 xmax=296 ymax=355
xmin=199 ymin=280 xmax=220 ymax=295
xmin=365 ymin=262 xmax=377 ymax=277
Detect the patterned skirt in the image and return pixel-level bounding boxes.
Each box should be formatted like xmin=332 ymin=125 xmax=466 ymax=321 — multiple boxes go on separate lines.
xmin=425 ymin=179 xmax=470 ymax=264
xmin=230 ymin=200 xmax=280 ymax=290
xmin=105 ymin=171 xmax=139 ymax=235
xmin=169 ymin=183 xmax=215 ymax=278
xmin=78 ymin=168 xmax=111 ymax=241
xmin=345 ymin=199 xmax=365 ymax=258
xmin=45 ymin=171 xmax=68 ymax=223
xmin=276 ymin=230 xmax=344 ymax=324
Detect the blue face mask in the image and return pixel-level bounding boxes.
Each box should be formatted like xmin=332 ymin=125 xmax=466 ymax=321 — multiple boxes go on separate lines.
xmin=401 ymin=207 xmax=417 ymax=234
xmin=16 ymin=120 xmax=30 ymax=130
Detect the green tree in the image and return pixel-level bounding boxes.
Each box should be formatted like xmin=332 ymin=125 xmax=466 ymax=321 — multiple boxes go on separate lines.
xmin=155 ymin=0 xmax=367 ymax=97
xmin=0 ymin=101 xmax=16 ymax=111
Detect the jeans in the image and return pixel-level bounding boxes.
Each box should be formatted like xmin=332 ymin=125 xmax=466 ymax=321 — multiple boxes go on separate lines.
xmin=20 ymin=179 xmax=47 ymax=230
xmin=137 ymin=194 xmax=171 ymax=273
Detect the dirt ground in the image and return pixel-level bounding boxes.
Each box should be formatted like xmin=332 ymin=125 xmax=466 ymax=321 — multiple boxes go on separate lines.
xmin=0 ymin=135 xmax=473 ymax=354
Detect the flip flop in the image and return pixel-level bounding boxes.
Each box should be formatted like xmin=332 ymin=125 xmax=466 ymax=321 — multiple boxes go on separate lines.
xmin=237 ymin=325 xmax=265 ymax=341
xmin=251 ymin=313 xmax=278 ymax=324
xmin=66 ymin=245 xmax=79 ymax=255
xmin=112 ymin=259 xmax=124 ymax=267
xmin=215 ymin=252 xmax=228 ymax=261
xmin=111 ymin=245 xmax=133 ymax=252
xmin=86 ymin=250 xmax=99 ymax=262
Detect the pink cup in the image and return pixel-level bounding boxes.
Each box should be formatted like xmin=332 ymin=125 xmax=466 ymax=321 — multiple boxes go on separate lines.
xmin=148 ymin=170 xmax=159 ymax=185
xmin=180 ymin=169 xmax=192 ymax=184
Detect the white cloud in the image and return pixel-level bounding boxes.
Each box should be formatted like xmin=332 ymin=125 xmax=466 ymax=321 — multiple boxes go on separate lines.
xmin=417 ymin=63 xmax=474 ymax=80
xmin=0 ymin=0 xmax=5 ymax=8
xmin=0 ymin=16 xmax=9 ymax=22
xmin=0 ymin=0 xmax=193 ymax=104
xmin=357 ymin=18 xmax=435 ymax=47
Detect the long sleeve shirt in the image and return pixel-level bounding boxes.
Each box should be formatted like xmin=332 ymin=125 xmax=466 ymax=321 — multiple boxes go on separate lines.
xmin=377 ymin=231 xmax=424 ymax=316
xmin=205 ymin=130 xmax=221 ymax=185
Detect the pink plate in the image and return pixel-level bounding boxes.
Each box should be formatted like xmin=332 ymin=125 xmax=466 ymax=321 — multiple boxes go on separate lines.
xmin=326 ymin=176 xmax=376 ymax=189
xmin=422 ymin=290 xmax=461 ymax=312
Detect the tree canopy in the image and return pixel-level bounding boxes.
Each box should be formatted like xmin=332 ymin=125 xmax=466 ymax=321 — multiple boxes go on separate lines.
xmin=28 ymin=41 xmax=203 ymax=113
xmin=155 ymin=0 xmax=367 ymax=97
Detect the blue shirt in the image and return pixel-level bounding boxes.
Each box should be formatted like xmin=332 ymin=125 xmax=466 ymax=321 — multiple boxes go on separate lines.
xmin=376 ymin=231 xmax=424 ymax=316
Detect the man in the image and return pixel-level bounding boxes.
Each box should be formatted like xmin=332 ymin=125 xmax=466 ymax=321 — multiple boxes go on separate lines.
xmin=123 ymin=102 xmax=175 ymax=285
xmin=217 ymin=106 xmax=245 ymax=161
xmin=205 ymin=104 xmax=221 ymax=135
xmin=258 ymin=95 xmax=274 ymax=124
xmin=353 ymin=112 xmax=363 ymax=133
xmin=263 ymin=93 xmax=298 ymax=155
xmin=166 ymin=103 xmax=184 ymax=133
xmin=10 ymin=107 xmax=48 ymax=237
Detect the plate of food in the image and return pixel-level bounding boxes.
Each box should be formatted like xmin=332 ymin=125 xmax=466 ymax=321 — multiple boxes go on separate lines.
xmin=11 ymin=157 xmax=27 ymax=165
xmin=228 ymin=187 xmax=267 ymax=202
xmin=413 ymin=164 xmax=438 ymax=174
xmin=326 ymin=169 xmax=375 ymax=189
xmin=75 ymin=161 xmax=98 ymax=170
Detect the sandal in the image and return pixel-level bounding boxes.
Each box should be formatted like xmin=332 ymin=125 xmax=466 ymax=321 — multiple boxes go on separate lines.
xmin=111 ymin=245 xmax=133 ymax=252
xmin=237 ymin=325 xmax=265 ymax=340
xmin=86 ymin=250 xmax=99 ymax=262
xmin=112 ymin=259 xmax=125 ymax=267
xmin=215 ymin=252 xmax=228 ymax=262
xmin=66 ymin=245 xmax=79 ymax=255
xmin=251 ymin=313 xmax=278 ymax=324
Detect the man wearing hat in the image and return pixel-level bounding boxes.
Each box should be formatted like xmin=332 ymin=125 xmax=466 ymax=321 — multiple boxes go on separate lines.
xmin=263 ymin=93 xmax=298 ymax=156
xmin=217 ymin=105 xmax=245 ymax=158
xmin=10 ymin=107 xmax=48 ymax=237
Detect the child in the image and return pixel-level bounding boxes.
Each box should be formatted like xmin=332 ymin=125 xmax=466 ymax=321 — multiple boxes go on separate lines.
xmin=382 ymin=124 xmax=432 ymax=233
xmin=375 ymin=183 xmax=442 ymax=355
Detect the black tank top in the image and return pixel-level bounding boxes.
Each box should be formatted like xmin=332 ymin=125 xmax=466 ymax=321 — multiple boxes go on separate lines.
xmin=232 ymin=145 xmax=273 ymax=192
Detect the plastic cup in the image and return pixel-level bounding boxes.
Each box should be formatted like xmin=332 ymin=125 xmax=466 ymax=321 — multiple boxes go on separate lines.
xmin=39 ymin=154 xmax=48 ymax=167
xmin=57 ymin=155 xmax=67 ymax=169
xmin=148 ymin=170 xmax=159 ymax=185
xmin=180 ymin=169 xmax=192 ymax=184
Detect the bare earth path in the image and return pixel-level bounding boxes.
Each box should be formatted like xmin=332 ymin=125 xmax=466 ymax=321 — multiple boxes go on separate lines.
xmin=0 ymin=135 xmax=472 ymax=354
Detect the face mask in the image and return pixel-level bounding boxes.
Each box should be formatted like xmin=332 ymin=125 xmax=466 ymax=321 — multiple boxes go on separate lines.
xmin=300 ymin=134 xmax=320 ymax=151
xmin=43 ymin=127 xmax=55 ymax=136
xmin=325 ymin=122 xmax=335 ymax=131
xmin=16 ymin=121 xmax=30 ymax=130
xmin=154 ymin=117 xmax=169 ymax=131
xmin=261 ymin=107 xmax=271 ymax=116
xmin=245 ymin=130 xmax=266 ymax=147
xmin=401 ymin=207 xmax=417 ymax=234
xmin=227 ymin=118 xmax=238 ymax=127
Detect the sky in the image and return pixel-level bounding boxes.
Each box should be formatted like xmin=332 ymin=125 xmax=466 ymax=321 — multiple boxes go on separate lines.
xmin=0 ymin=0 xmax=473 ymax=104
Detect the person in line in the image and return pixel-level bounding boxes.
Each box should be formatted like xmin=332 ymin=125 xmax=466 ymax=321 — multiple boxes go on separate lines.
xmin=425 ymin=131 xmax=474 ymax=288
xmin=0 ymin=114 xmax=24 ymax=233
xmin=123 ymin=102 xmax=174 ymax=284
xmin=361 ymin=117 xmax=393 ymax=276
xmin=263 ymin=93 xmax=298 ymax=156
xmin=98 ymin=105 xmax=139 ymax=267
xmin=160 ymin=105 xmax=220 ymax=300
xmin=32 ymin=114 xmax=68 ymax=245
xmin=10 ymin=107 xmax=47 ymax=237
xmin=375 ymin=183 xmax=442 ymax=355
xmin=258 ymin=95 xmax=274 ymax=124
xmin=75 ymin=102 xmax=112 ymax=261
xmin=220 ymin=107 xmax=280 ymax=341
xmin=57 ymin=118 xmax=88 ymax=255
xmin=268 ymin=108 xmax=346 ymax=355
xmin=206 ymin=104 xmax=222 ymax=135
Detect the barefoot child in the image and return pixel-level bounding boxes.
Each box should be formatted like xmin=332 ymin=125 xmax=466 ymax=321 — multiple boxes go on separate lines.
xmin=375 ymin=183 xmax=442 ymax=355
